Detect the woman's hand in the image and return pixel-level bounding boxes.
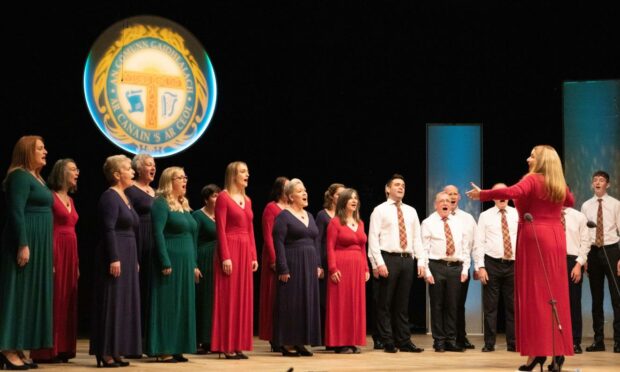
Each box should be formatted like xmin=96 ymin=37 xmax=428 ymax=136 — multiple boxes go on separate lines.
xmin=194 ymin=268 xmax=203 ymax=283
xmin=251 ymin=260 xmax=259 ymax=272
xmin=162 ymin=267 xmax=172 ymax=276
xmin=318 ymin=267 xmax=324 ymax=279
xmin=330 ymin=270 xmax=341 ymax=283
xmin=465 ymin=182 xmax=482 ymax=200
xmin=222 ymin=259 xmax=232 ymax=275
xmin=278 ymin=273 xmax=290 ymax=282
xmin=365 ymin=272 xmax=370 ymax=282
xmin=17 ymin=245 xmax=30 ymax=267
xmin=110 ymin=261 xmax=121 ymax=277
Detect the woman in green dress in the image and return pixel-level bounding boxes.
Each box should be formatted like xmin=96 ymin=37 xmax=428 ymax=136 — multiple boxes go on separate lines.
xmin=192 ymin=184 xmax=220 ymax=354
xmin=0 ymin=135 xmax=53 ymax=370
xmin=147 ymin=167 xmax=200 ymax=363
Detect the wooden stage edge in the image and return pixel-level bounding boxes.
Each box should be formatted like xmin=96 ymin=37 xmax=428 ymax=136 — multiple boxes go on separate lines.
xmin=30 ymin=335 xmax=618 ymax=371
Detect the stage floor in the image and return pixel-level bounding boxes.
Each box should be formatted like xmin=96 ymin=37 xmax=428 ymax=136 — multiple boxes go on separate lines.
xmin=30 ymin=335 xmax=618 ymax=371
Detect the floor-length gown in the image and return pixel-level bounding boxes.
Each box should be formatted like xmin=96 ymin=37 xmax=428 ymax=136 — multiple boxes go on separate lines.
xmin=146 ymin=197 xmax=197 ymax=355
xmin=314 ymin=209 xmax=332 ymax=344
xmin=325 ymin=218 xmax=368 ymax=347
xmin=258 ymin=201 xmax=282 ymax=342
xmin=89 ymin=189 xmax=142 ymax=357
xmin=272 ymin=210 xmax=322 ymax=346
xmin=192 ymin=209 xmax=216 ymax=348
xmin=31 ymin=194 xmax=79 ymax=360
xmin=0 ymin=169 xmax=53 ymax=350
xmin=211 ymin=191 xmax=257 ymax=352
xmin=480 ymin=173 xmax=574 ymax=356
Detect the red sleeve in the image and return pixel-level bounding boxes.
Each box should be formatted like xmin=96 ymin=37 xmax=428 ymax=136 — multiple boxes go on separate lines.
xmin=480 ymin=174 xmax=536 ymax=202
xmin=247 ymin=197 xmax=257 ymax=262
xmin=564 ymin=187 xmax=575 ymax=207
xmin=359 ymin=220 xmax=369 ymax=273
xmin=261 ymin=203 xmax=278 ymax=265
xmin=215 ymin=193 xmax=230 ymax=261
xmin=326 ymin=218 xmax=339 ymax=274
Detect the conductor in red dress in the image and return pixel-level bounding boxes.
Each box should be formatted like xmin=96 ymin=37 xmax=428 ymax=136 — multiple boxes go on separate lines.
xmin=467 ymin=145 xmax=574 ymax=371
xmin=211 ymin=161 xmax=259 ymax=359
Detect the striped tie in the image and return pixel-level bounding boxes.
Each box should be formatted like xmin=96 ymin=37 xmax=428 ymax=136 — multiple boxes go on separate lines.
xmin=560 ymin=209 xmax=566 ymax=231
xmin=500 ymin=209 xmax=512 ymax=259
xmin=442 ymin=217 xmax=455 ymax=256
xmin=595 ymin=198 xmax=604 ymax=247
xmin=396 ymin=202 xmax=407 ymax=249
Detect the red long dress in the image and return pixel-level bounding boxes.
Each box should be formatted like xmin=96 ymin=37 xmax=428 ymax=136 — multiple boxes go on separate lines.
xmin=325 ymin=218 xmax=368 ymax=347
xmin=30 ymin=194 xmax=79 ymax=360
xmin=211 ymin=191 xmax=257 ymax=352
xmin=480 ymin=173 xmax=574 ymax=356
xmin=258 ymin=202 xmax=282 ymax=341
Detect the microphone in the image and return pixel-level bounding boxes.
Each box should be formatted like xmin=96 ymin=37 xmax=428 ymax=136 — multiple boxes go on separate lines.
xmin=524 ymin=213 xmax=533 ymax=222
xmin=587 ymin=221 xmax=597 ymax=228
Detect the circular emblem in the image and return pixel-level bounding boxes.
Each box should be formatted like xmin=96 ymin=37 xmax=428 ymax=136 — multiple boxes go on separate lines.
xmin=84 ymin=16 xmax=217 ymax=157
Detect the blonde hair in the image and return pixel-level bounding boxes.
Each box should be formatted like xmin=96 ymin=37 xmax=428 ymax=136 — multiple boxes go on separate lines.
xmin=224 ymin=161 xmax=247 ymax=196
xmin=335 ymin=188 xmax=361 ymax=224
xmin=528 ymin=145 xmax=567 ymax=203
xmin=284 ymin=178 xmax=304 ymax=204
xmin=4 ymin=135 xmax=44 ymax=180
xmin=103 ymin=155 xmax=131 ymax=185
xmin=156 ymin=167 xmax=191 ymax=212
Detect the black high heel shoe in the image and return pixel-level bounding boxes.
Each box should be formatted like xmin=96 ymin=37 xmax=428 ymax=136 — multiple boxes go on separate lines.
xmin=294 ymin=345 xmax=313 ymax=356
xmin=95 ymin=356 xmax=120 ymax=368
xmin=173 ymin=354 xmax=188 ymax=362
xmin=16 ymin=351 xmax=36 ymax=369
xmin=518 ymin=356 xmax=547 ymax=371
xmin=547 ymin=356 xmax=565 ymax=371
xmin=280 ymin=347 xmax=300 ymax=357
xmin=112 ymin=358 xmax=129 ymax=367
xmin=234 ymin=351 xmax=248 ymax=359
xmin=218 ymin=352 xmax=241 ymax=360
xmin=0 ymin=352 xmax=29 ymax=370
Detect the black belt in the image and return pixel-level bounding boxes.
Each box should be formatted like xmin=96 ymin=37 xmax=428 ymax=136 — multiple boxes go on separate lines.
xmin=382 ymin=251 xmax=412 ymax=258
xmin=485 ymin=255 xmax=514 ymax=264
xmin=591 ymin=242 xmax=619 ymax=249
xmin=429 ymin=259 xmax=462 ymax=267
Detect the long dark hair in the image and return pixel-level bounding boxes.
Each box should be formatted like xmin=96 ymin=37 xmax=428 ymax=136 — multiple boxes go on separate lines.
xmin=268 ymin=176 xmax=288 ymax=202
xmin=335 ymin=188 xmax=360 ymax=225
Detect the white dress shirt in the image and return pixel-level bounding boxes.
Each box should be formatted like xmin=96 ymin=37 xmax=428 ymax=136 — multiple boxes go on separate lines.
xmin=368 ymin=199 xmax=425 ymax=269
xmin=580 ymin=193 xmax=620 ymax=246
xmin=564 ymin=207 xmax=591 ymax=266
xmin=473 ymin=205 xmax=518 ymax=270
xmin=421 ymin=212 xmax=470 ymax=277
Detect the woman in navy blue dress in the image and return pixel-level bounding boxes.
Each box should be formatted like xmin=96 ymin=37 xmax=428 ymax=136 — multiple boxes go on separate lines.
xmin=272 ymin=178 xmax=322 ymax=356
xmin=89 ymin=155 xmax=141 ymax=368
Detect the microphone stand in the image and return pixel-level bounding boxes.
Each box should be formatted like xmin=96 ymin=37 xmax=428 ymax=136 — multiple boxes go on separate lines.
xmin=526 ymin=213 xmax=563 ymax=372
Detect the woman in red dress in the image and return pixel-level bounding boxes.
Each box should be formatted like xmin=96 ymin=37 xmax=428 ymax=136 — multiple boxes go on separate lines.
xmin=211 ymin=161 xmax=258 ymax=359
xmin=258 ymin=176 xmax=288 ymax=350
xmin=325 ymin=188 xmax=370 ymax=353
xmin=467 ymin=145 xmax=574 ymax=371
xmin=31 ymin=159 xmax=80 ymax=363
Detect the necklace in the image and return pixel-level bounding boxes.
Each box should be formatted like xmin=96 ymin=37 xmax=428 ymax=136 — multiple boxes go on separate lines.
xmin=56 ymin=192 xmax=70 ymax=208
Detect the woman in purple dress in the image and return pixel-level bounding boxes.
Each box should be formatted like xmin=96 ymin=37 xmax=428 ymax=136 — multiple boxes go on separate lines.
xmin=89 ymin=155 xmax=141 ymax=367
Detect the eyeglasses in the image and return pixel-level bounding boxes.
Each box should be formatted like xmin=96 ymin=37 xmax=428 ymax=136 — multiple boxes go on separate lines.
xmin=174 ymin=176 xmax=188 ymax=181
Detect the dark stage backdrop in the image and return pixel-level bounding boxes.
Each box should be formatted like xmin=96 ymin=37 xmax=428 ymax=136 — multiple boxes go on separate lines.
xmin=2 ymin=2 xmax=619 ymax=336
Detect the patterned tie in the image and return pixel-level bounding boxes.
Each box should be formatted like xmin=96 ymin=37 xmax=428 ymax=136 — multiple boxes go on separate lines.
xmin=560 ymin=209 xmax=566 ymax=231
xmin=442 ymin=217 xmax=455 ymax=256
xmin=500 ymin=209 xmax=512 ymax=259
xmin=396 ymin=202 xmax=407 ymax=249
xmin=595 ymin=198 xmax=604 ymax=247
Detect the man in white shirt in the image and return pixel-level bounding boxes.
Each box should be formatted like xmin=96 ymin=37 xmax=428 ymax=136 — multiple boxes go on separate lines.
xmin=368 ymin=174 xmax=425 ymax=353
xmin=580 ymin=170 xmax=620 ymax=353
xmin=444 ymin=185 xmax=477 ymax=350
xmin=562 ymin=206 xmax=590 ymax=354
xmin=473 ymin=183 xmax=518 ymax=352
xmin=422 ymin=192 xmax=470 ymax=352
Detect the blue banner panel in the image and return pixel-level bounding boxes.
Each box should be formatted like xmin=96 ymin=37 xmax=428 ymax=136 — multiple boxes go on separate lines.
xmin=426 ymin=123 xmax=482 ymax=335
xmin=564 ymin=80 xmax=620 ymax=340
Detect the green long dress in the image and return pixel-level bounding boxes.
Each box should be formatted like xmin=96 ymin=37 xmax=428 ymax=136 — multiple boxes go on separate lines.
xmin=0 ymin=169 xmax=53 ymax=349
xmin=192 ymin=209 xmax=217 ymax=346
xmin=146 ymin=197 xmax=198 ymax=355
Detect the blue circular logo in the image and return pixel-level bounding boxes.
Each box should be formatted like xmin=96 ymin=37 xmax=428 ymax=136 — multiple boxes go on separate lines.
xmin=84 ymin=16 xmax=217 ymax=157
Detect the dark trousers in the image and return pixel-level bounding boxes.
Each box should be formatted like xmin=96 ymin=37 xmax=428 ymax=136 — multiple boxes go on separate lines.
xmin=567 ymin=255 xmax=584 ymax=345
xmin=428 ymin=260 xmax=462 ymax=345
xmin=587 ymin=243 xmax=620 ymax=343
xmin=456 ymin=268 xmax=470 ymax=344
xmin=482 ymin=256 xmax=515 ymax=346
xmin=371 ymin=275 xmax=380 ymax=341
xmin=376 ymin=252 xmax=414 ymax=346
